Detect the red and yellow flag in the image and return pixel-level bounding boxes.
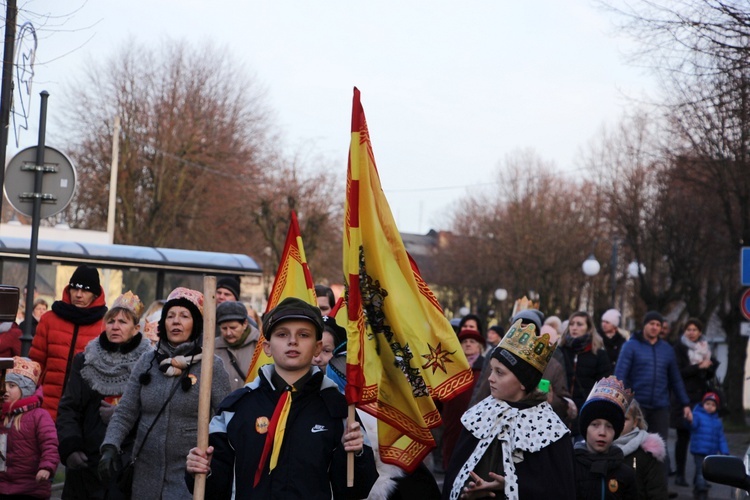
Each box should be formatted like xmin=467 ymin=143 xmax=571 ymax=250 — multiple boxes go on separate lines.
xmin=344 ymin=88 xmax=473 ymax=473
xmin=245 ymin=210 xmax=317 ymax=383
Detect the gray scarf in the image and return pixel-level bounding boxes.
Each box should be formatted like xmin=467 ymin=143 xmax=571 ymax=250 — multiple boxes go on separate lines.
xmin=612 ymin=428 xmax=648 ymax=457
xmin=80 ymin=335 xmax=153 ymax=396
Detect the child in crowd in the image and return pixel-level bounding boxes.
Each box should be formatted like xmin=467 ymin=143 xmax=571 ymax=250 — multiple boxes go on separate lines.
xmin=690 ymin=392 xmax=729 ymax=498
xmin=185 ymin=297 xmax=377 ymax=499
xmin=0 ymin=356 xmax=59 ymax=498
xmin=612 ymin=398 xmax=668 ymax=499
xmin=573 ymin=376 xmax=637 ymax=499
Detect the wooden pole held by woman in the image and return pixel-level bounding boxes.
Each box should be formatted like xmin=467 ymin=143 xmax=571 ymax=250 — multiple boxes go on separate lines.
xmin=193 ymin=276 xmax=216 ymax=500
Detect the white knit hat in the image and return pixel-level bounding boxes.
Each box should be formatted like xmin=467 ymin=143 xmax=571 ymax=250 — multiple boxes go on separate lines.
xmin=602 ymin=309 xmax=621 ymax=328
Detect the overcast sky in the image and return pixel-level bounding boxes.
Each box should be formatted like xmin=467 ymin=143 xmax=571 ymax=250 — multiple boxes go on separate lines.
xmin=11 ymin=1 xmax=654 ymax=233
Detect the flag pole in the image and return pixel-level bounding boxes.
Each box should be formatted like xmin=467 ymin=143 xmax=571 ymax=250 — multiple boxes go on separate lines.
xmin=193 ymin=276 xmax=216 ymax=500
xmin=347 ymin=404 xmax=355 ymax=487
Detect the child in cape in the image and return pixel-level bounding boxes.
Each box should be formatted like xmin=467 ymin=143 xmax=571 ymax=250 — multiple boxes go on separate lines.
xmin=690 ymin=392 xmax=729 ymax=499
xmin=573 ymin=376 xmax=637 ymax=499
xmin=0 ymin=356 xmax=60 ymax=499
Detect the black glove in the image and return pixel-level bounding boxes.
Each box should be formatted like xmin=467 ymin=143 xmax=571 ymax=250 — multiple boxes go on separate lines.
xmin=98 ymin=445 xmax=121 ymax=483
xmin=66 ymin=451 xmax=88 ymax=470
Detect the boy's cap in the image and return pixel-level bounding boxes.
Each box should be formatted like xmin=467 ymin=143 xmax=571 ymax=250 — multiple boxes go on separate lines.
xmin=263 ymin=297 xmax=324 ymax=337
xmin=702 ymin=392 xmax=720 ymax=406
xmin=217 ymin=300 xmax=248 ymax=325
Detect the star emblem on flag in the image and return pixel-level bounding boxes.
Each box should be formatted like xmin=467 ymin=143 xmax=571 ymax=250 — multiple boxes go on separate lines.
xmin=421 ymin=342 xmax=455 ymax=374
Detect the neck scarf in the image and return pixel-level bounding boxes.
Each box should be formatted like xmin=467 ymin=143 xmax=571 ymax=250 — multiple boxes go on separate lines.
xmin=156 ymin=340 xmax=202 ymax=377
xmin=612 ymin=428 xmax=648 ymax=457
xmin=51 ymin=300 xmax=107 ymax=326
xmin=81 ymin=333 xmax=153 ymax=396
xmin=681 ymin=334 xmax=711 ymax=365
xmin=449 ymin=396 xmax=569 ymax=500
xmin=568 ymin=333 xmax=592 ymax=353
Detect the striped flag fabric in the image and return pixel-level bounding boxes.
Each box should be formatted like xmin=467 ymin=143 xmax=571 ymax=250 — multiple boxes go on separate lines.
xmin=245 ymin=210 xmax=317 ymax=383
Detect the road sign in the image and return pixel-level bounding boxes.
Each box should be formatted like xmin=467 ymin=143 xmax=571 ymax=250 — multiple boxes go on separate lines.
xmin=4 ymin=145 xmax=76 ymax=219
xmin=741 ymin=289 xmax=750 ymax=321
xmin=742 ymin=248 xmax=750 ymax=286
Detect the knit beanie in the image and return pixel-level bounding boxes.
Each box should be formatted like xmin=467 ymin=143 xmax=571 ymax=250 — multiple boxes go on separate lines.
xmin=601 ymin=309 xmax=621 ymax=328
xmin=263 ymin=297 xmax=324 ymax=340
xmin=510 ymin=309 xmax=544 ymax=333
xmin=69 ymin=265 xmax=101 ymax=296
xmin=702 ymin=392 xmax=720 ymax=406
xmin=578 ymin=376 xmax=633 ymax=439
xmin=322 ymin=315 xmax=347 ymax=350
xmin=216 ymin=277 xmax=240 ymax=300
xmin=158 ymin=287 xmax=204 ymax=342
xmin=642 ymin=310 xmax=664 ymax=327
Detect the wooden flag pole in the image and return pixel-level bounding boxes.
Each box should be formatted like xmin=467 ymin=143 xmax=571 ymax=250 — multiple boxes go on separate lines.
xmin=347 ymin=404 xmax=355 ymax=487
xmin=193 ymin=276 xmax=216 ymax=500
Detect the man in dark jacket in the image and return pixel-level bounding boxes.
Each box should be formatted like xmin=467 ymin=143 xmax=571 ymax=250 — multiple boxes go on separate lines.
xmin=185 ymin=298 xmax=377 ymax=499
xmin=614 ymin=311 xmax=691 ymax=488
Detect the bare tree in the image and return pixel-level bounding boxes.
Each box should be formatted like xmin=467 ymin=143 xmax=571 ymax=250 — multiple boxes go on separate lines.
xmin=62 ymin=39 xmax=274 ymax=249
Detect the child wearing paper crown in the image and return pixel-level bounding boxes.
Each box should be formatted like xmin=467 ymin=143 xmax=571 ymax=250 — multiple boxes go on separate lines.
xmin=573 ymin=376 xmax=637 ymax=499
xmin=690 ymin=392 xmax=729 ymax=496
xmin=443 ymin=318 xmax=576 ymax=500
xmin=0 ymin=356 xmax=60 ymax=498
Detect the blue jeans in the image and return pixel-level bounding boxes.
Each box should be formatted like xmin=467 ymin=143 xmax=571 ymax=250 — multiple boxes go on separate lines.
xmin=692 ymin=453 xmax=708 ymax=491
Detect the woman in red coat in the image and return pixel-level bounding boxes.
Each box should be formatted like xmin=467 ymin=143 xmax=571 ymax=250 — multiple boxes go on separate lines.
xmin=29 ymin=265 xmax=107 ymax=420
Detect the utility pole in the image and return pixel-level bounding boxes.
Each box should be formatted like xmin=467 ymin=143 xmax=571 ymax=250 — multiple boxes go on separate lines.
xmin=0 ymin=0 xmax=18 ymax=223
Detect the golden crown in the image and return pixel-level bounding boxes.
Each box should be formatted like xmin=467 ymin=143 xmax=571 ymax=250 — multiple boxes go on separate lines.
xmin=586 ymin=376 xmax=634 ymax=413
xmin=9 ymin=356 xmax=41 ymax=386
xmin=112 ymin=291 xmax=145 ymax=318
xmin=511 ymin=295 xmax=540 ymax=318
xmin=497 ymin=319 xmax=557 ymax=373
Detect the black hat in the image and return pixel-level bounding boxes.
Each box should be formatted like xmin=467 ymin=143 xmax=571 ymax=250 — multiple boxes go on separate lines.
xmin=642 ymin=310 xmax=664 ymax=327
xmin=578 ymin=376 xmax=633 ymax=439
xmin=69 ymin=265 xmax=101 ymax=296
xmin=263 ymin=297 xmax=324 ymax=339
xmin=216 ymin=277 xmax=240 ymax=300
xmin=217 ymin=301 xmax=248 ymax=325
xmin=322 ymin=315 xmax=347 ymax=349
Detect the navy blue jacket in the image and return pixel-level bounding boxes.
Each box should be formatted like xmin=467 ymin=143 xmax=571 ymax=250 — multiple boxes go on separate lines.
xmin=690 ymin=403 xmax=729 ymax=456
xmin=188 ymin=365 xmax=377 ymax=500
xmin=614 ymin=331 xmax=689 ymax=410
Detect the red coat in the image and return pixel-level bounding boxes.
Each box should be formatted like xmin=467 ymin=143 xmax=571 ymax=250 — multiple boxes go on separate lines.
xmin=29 ymin=286 xmax=106 ymax=420
xmin=0 ymin=387 xmax=60 ymax=498
xmin=0 ymin=321 xmax=22 ymax=357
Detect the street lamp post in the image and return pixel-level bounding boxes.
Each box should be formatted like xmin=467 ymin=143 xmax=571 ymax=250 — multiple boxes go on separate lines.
xmin=582 ymin=254 xmax=600 ymax=314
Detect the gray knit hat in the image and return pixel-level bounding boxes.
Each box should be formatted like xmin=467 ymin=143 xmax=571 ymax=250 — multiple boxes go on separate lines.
xmin=6 ymin=372 xmax=36 ymax=398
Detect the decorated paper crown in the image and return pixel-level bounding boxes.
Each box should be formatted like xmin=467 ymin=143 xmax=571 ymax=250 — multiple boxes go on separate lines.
xmin=585 ymin=376 xmax=634 ymax=413
xmin=496 ymin=318 xmax=557 ymax=372
xmin=112 ymin=291 xmax=145 ymax=318
xmin=511 ymin=295 xmax=540 ymax=318
xmin=9 ymin=356 xmax=41 ymax=386
xmin=167 ymin=287 xmax=204 ymax=315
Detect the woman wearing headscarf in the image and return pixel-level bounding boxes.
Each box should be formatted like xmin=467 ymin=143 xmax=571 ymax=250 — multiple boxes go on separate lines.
xmin=443 ymin=319 xmax=575 ymax=500
xmin=98 ymin=287 xmax=231 ymax=500
xmin=56 ymin=291 xmax=153 ymax=499
xmin=559 ymin=311 xmax=611 ymax=439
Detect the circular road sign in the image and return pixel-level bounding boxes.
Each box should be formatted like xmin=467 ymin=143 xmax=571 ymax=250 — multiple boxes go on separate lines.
xmin=741 ymin=288 xmax=750 ymax=322
xmin=4 ymin=146 xmax=76 ymax=219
